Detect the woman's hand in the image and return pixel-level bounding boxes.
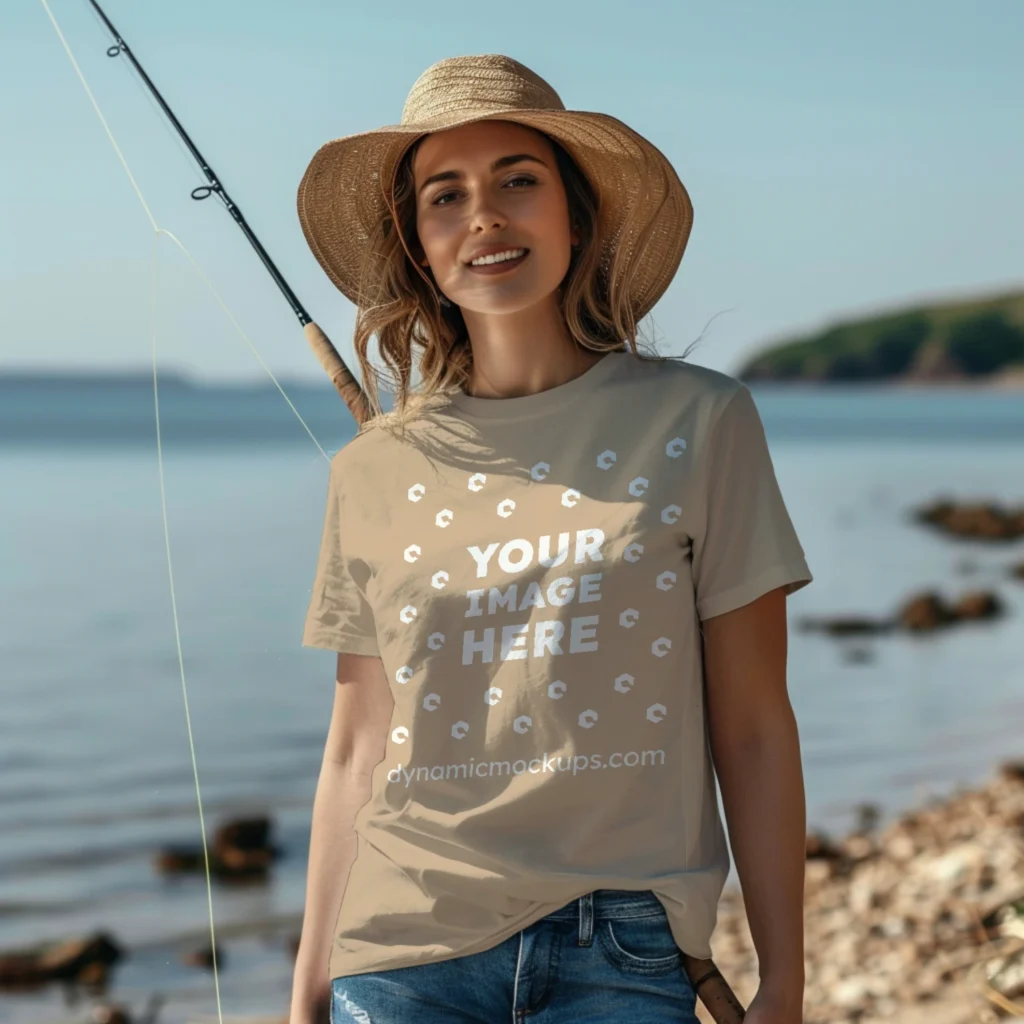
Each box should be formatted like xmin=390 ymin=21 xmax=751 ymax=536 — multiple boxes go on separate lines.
xmin=289 ymin=980 xmax=330 ymax=1024
xmin=741 ymin=983 xmax=804 ymax=1024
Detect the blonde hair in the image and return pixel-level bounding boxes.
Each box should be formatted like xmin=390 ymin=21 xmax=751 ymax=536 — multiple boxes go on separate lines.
xmin=347 ymin=124 xmax=688 ymax=440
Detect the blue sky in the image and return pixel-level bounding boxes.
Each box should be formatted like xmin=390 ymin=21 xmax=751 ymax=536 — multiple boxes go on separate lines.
xmin=3 ymin=0 xmax=1022 ymax=383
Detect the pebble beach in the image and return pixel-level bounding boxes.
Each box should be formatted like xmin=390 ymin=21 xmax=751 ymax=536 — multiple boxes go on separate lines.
xmin=699 ymin=760 xmax=1024 ymax=1023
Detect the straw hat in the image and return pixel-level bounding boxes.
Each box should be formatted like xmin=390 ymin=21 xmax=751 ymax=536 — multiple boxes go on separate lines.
xmin=296 ymin=54 xmax=693 ymax=320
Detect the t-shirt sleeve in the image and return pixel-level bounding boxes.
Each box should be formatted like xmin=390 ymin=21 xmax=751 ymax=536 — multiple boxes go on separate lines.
xmin=691 ymin=384 xmax=813 ymax=621
xmin=301 ymin=454 xmax=381 ymax=657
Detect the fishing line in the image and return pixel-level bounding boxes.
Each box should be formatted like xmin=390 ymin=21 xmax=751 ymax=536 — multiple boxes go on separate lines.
xmin=37 ymin=1 xmax=336 ymax=1019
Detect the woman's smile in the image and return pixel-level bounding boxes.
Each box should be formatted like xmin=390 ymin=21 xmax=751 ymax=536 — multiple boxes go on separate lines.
xmin=465 ymin=249 xmax=530 ymax=276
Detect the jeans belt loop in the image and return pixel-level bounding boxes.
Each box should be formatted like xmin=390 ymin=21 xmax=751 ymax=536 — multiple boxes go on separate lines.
xmin=577 ymin=891 xmax=594 ymax=946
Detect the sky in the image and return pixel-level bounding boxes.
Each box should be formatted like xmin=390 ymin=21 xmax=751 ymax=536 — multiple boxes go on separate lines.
xmin=2 ymin=0 xmax=1022 ymax=384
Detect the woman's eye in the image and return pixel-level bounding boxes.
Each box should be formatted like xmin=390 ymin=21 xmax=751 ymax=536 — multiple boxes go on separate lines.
xmin=432 ymin=176 xmax=536 ymax=206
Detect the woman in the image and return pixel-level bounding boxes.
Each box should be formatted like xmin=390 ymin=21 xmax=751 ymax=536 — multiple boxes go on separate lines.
xmin=290 ymin=54 xmax=812 ymax=1024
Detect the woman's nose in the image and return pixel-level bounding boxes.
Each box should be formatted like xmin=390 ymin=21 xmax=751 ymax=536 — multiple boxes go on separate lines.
xmin=466 ymin=194 xmax=507 ymax=232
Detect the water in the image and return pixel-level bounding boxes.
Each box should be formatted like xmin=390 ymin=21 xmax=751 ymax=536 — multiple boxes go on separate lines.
xmin=1 ymin=380 xmax=1023 ymax=1022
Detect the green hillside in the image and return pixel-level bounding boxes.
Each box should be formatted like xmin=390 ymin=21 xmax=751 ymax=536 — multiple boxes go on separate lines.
xmin=738 ymin=287 xmax=1024 ymax=383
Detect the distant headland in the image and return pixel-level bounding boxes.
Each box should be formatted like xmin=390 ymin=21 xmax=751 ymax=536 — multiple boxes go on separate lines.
xmin=6 ymin=284 xmax=1024 ymax=391
xmin=738 ymin=286 xmax=1024 ymax=386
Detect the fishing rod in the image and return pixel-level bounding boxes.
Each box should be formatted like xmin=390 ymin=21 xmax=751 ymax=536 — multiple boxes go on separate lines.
xmin=85 ymin=0 xmax=369 ymax=425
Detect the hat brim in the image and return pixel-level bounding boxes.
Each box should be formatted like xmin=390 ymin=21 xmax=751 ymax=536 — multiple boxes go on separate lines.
xmin=296 ymin=108 xmax=692 ymax=320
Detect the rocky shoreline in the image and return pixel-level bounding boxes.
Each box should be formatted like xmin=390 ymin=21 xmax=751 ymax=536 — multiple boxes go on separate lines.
xmin=698 ymin=761 xmax=1024 ymax=1023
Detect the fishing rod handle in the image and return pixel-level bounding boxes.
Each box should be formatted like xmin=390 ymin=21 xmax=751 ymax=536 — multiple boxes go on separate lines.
xmin=304 ymin=322 xmax=371 ymax=427
xmin=682 ymin=954 xmax=747 ymax=1023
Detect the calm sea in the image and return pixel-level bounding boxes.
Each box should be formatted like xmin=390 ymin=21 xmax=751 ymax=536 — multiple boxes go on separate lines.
xmin=1 ymin=380 xmax=1023 ymax=1023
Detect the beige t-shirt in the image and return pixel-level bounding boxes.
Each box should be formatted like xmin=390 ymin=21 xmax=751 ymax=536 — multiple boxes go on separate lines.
xmin=302 ymin=350 xmax=812 ymax=979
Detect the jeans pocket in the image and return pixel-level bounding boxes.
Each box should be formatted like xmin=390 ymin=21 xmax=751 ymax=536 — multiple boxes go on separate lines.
xmin=596 ymin=913 xmax=683 ymax=976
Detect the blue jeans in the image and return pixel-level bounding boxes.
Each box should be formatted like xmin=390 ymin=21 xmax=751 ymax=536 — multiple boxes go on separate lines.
xmin=330 ymin=888 xmax=699 ymax=1023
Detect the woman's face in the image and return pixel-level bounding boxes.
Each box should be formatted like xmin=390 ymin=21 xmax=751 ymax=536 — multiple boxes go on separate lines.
xmin=412 ymin=120 xmax=578 ymax=316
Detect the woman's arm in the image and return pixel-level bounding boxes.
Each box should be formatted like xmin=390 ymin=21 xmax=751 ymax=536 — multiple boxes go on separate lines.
xmin=289 ymin=652 xmax=394 ymax=1024
xmin=701 ymin=586 xmax=806 ymax=1020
